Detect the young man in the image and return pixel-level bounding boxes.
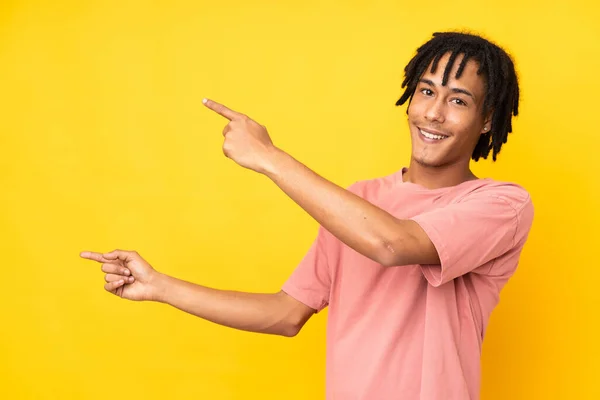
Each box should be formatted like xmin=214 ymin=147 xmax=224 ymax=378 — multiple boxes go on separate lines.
xmin=81 ymin=32 xmax=534 ymax=399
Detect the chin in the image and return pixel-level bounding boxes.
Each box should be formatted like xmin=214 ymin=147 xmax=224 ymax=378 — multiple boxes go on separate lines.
xmin=413 ymin=156 xmax=446 ymax=168
xmin=410 ymin=141 xmax=448 ymax=168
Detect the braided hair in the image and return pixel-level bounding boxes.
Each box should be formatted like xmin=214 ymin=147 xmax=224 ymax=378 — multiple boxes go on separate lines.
xmin=396 ymin=32 xmax=519 ymax=161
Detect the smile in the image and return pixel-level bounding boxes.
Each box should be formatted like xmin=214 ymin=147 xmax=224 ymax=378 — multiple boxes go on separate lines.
xmin=419 ymin=128 xmax=449 ymax=141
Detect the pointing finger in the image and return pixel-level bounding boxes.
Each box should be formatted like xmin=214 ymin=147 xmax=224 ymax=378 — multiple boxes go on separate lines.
xmin=80 ymin=251 xmax=112 ymax=263
xmin=202 ymin=98 xmax=243 ymax=121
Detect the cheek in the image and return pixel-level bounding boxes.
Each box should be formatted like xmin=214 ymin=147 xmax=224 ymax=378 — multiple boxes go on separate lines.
xmin=446 ymin=113 xmax=478 ymax=136
xmin=406 ymin=97 xmax=424 ymax=120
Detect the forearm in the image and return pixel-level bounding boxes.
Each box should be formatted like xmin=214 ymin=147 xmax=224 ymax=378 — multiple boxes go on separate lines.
xmin=153 ymin=273 xmax=299 ymax=336
xmin=264 ymin=148 xmax=407 ymax=265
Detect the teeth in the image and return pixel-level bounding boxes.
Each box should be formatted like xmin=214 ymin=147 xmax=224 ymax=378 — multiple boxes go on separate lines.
xmin=420 ymin=129 xmax=447 ymax=140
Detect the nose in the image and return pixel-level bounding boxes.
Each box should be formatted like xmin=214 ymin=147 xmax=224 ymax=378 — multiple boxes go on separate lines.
xmin=424 ymin=98 xmax=445 ymax=124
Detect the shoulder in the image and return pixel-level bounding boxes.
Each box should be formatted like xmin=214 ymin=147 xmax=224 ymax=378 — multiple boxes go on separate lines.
xmin=458 ymin=179 xmax=535 ymax=239
xmin=345 ymin=170 xmax=401 ymax=198
xmin=463 ymin=179 xmax=533 ymax=213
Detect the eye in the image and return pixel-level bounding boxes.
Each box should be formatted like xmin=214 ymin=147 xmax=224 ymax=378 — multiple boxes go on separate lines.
xmin=420 ymin=88 xmax=434 ymax=96
xmin=451 ymin=98 xmax=467 ymax=106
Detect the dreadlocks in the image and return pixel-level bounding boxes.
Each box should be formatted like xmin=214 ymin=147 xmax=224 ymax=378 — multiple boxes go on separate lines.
xmin=396 ymin=32 xmax=519 ymax=161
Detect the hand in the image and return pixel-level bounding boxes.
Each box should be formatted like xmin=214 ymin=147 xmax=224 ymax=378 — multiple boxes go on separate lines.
xmin=203 ymin=98 xmax=280 ymax=174
xmin=80 ymin=249 xmax=162 ymax=302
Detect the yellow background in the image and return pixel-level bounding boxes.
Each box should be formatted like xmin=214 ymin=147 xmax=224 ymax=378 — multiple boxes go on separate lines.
xmin=1 ymin=0 xmax=598 ymax=399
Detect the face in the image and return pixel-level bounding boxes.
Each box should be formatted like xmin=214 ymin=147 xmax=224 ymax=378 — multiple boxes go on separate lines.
xmin=406 ymin=52 xmax=491 ymax=168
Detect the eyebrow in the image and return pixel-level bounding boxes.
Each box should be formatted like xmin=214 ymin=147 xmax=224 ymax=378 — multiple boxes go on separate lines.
xmin=419 ymin=78 xmax=475 ymax=100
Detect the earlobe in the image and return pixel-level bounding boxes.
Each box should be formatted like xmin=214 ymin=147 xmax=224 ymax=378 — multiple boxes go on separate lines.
xmin=482 ymin=110 xmax=494 ymax=134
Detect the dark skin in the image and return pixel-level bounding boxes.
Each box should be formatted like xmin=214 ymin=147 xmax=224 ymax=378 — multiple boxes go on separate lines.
xmin=80 ymin=52 xmax=493 ymax=336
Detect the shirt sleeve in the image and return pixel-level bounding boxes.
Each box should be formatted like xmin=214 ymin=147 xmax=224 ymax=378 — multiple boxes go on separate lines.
xmin=281 ymin=224 xmax=333 ymax=312
xmin=281 ymin=181 xmax=366 ymax=312
xmin=410 ymin=186 xmax=534 ymax=287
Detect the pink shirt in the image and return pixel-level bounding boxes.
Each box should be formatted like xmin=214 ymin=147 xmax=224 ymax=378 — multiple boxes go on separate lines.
xmin=282 ymin=168 xmax=534 ymax=400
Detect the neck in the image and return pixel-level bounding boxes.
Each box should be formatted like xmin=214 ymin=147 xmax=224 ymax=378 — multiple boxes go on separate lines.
xmin=403 ymin=158 xmax=478 ymax=190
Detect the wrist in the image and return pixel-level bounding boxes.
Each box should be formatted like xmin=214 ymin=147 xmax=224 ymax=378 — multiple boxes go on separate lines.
xmin=262 ymin=146 xmax=288 ymax=179
xmin=151 ymin=272 xmax=171 ymax=303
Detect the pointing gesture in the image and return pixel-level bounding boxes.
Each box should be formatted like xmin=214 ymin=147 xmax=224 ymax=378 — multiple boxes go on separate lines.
xmin=80 ymin=249 xmax=161 ymax=302
xmin=203 ymin=98 xmax=245 ymax=121
xmin=203 ymin=98 xmax=280 ymax=174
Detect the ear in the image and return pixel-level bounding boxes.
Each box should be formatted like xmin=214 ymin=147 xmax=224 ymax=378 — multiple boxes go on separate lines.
xmin=481 ymin=109 xmax=494 ymax=134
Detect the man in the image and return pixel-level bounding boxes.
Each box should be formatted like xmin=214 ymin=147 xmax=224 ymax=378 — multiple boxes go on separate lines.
xmin=81 ymin=32 xmax=534 ymax=399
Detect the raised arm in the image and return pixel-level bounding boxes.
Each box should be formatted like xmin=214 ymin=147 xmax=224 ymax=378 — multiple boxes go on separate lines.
xmin=202 ymin=98 xmax=440 ymax=267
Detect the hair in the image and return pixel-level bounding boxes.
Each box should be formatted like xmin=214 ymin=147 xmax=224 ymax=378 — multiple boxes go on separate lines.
xmin=396 ymin=31 xmax=520 ymax=161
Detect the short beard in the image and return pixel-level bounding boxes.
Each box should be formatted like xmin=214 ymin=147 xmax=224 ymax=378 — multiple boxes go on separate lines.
xmin=412 ymin=146 xmax=447 ymax=168
xmin=414 ymin=156 xmax=444 ymax=168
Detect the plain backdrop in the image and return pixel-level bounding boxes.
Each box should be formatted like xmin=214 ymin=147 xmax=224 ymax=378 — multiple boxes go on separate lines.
xmin=1 ymin=0 xmax=599 ymax=399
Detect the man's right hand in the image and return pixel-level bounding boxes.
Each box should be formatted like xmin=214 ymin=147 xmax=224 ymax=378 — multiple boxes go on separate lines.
xmin=81 ymin=249 xmax=315 ymax=336
xmin=80 ymin=249 xmax=162 ymax=302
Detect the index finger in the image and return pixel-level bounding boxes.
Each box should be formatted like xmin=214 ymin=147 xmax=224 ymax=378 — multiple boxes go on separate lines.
xmin=80 ymin=251 xmax=111 ymax=263
xmin=202 ymin=98 xmax=243 ymax=121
